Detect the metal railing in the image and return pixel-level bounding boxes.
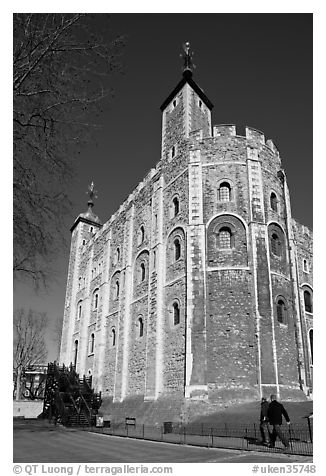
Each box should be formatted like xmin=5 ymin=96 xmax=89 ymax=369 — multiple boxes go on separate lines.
xmin=86 ymin=421 xmax=313 ymax=456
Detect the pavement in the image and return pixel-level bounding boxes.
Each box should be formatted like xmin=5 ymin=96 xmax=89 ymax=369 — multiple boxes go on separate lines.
xmin=13 ymin=424 xmax=313 ymax=464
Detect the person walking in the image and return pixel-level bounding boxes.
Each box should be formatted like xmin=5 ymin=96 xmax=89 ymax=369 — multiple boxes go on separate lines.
xmin=259 ymin=397 xmax=270 ymax=445
xmin=267 ymin=394 xmax=291 ymax=450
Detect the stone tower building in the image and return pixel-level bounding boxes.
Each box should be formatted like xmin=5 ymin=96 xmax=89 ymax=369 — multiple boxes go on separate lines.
xmin=59 ymin=47 xmax=313 ymax=417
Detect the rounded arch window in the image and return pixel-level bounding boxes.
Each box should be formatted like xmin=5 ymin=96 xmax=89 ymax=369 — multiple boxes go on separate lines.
xmin=115 ymin=247 xmax=120 ymax=264
xmin=140 ymin=262 xmax=146 ymax=282
xmin=111 ymin=328 xmax=116 ymax=347
xmin=271 ymin=233 xmax=281 ymax=256
xmin=74 ymin=340 xmax=78 ymax=367
xmin=276 ymin=299 xmax=287 ymax=324
xmin=138 ymin=225 xmax=145 ymax=245
xmin=138 ymin=317 xmax=144 ymax=338
xmin=77 ymin=301 xmax=82 ymax=320
xmin=93 ymin=290 xmax=99 ymax=310
xmin=172 ymin=196 xmax=180 ymax=217
xmin=270 ymin=192 xmax=278 ymax=212
xmin=304 ymin=290 xmax=313 ymax=313
xmin=174 ymin=238 xmax=181 ymax=261
xmin=89 ymin=333 xmax=95 ymax=354
xmin=218 ymin=227 xmax=232 ymax=249
xmin=115 ymin=280 xmax=120 ymax=299
xmin=173 ymin=301 xmax=180 ymax=325
xmin=218 ymin=182 xmax=231 ymax=202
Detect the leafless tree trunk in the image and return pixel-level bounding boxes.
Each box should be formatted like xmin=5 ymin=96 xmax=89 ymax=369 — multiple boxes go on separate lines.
xmin=13 ymin=309 xmax=48 ymax=401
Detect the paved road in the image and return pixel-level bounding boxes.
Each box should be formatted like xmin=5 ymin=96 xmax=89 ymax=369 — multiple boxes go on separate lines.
xmin=13 ymin=428 xmax=313 ymax=464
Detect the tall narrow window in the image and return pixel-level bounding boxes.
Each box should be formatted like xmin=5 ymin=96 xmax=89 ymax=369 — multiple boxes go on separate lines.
xmin=174 ymin=238 xmax=181 ymax=260
xmin=270 ymin=192 xmax=278 ymax=212
xmin=309 ymin=329 xmax=313 ymax=364
xmin=115 ymin=280 xmax=120 ymax=299
xmin=153 ymin=250 xmax=156 ymax=269
xmin=173 ymin=197 xmax=180 ymax=216
xmin=271 ymin=233 xmax=281 ymax=256
xmin=116 ymin=247 xmax=120 ymax=263
xmin=111 ymin=328 xmax=116 ymax=347
xmin=140 ymin=262 xmax=146 ymax=282
xmin=94 ymin=292 xmax=99 ymax=310
xmin=218 ymin=182 xmax=231 ymax=201
xmin=140 ymin=226 xmax=145 ymax=244
xmin=276 ymin=299 xmax=286 ymax=323
xmin=219 ymin=227 xmax=232 ymax=249
xmin=138 ymin=317 xmax=144 ymax=338
xmin=173 ymin=302 xmax=180 ymax=325
xmin=303 ymin=259 xmax=309 ymax=273
xmin=78 ymin=277 xmax=81 ymax=290
xmin=78 ymin=303 xmax=82 ymax=320
xmin=171 ymin=145 xmax=176 ymax=158
xmin=89 ymin=333 xmax=95 ymax=354
xmin=304 ymin=290 xmax=313 ymax=313
xmin=270 ymin=192 xmax=277 ymax=212
xmin=74 ymin=340 xmax=78 ymax=367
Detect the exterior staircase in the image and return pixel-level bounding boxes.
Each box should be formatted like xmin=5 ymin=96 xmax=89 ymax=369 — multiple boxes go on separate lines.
xmin=42 ymin=362 xmax=102 ymax=427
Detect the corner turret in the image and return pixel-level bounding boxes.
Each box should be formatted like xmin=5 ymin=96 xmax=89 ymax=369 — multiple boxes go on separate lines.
xmin=160 ymin=43 xmax=213 ymax=161
xmin=71 ymin=181 xmax=102 ymax=233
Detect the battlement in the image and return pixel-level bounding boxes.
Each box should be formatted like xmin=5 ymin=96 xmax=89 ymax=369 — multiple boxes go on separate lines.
xmin=189 ymin=123 xmax=280 ymax=157
xmin=213 ymin=124 xmax=236 ymax=137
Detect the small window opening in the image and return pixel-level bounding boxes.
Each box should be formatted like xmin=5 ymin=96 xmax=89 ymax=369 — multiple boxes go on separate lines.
xmin=304 ymin=290 xmax=313 ymax=313
xmin=276 ymin=299 xmax=286 ymax=323
xmin=138 ymin=317 xmax=144 ymax=338
xmin=218 ymin=182 xmax=231 ymax=201
xmin=115 ymin=280 xmax=120 ymax=299
xmin=303 ymin=259 xmax=309 ymax=273
xmin=89 ymin=333 xmax=95 ymax=354
xmin=270 ymin=192 xmax=278 ymax=212
xmin=173 ymin=197 xmax=179 ymax=216
xmin=140 ymin=263 xmax=146 ymax=282
xmin=139 ymin=226 xmax=145 ymax=244
xmin=219 ymin=227 xmax=232 ymax=249
xmin=94 ymin=293 xmax=98 ymax=310
xmin=171 ymin=145 xmax=176 ymax=158
xmin=271 ymin=233 xmax=281 ymax=256
xmin=111 ymin=329 xmax=116 ymax=347
xmin=309 ymin=329 xmax=313 ymax=364
xmin=74 ymin=340 xmax=78 ymax=367
xmin=174 ymin=239 xmax=181 ymax=261
xmin=173 ymin=302 xmax=180 ymax=325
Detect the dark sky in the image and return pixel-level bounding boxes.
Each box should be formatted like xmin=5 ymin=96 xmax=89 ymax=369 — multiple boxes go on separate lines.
xmin=14 ymin=13 xmax=312 ymax=361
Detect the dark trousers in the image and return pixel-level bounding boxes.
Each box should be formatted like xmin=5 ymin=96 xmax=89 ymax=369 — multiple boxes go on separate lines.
xmin=270 ymin=424 xmax=289 ymax=447
xmin=260 ymin=421 xmax=270 ymax=443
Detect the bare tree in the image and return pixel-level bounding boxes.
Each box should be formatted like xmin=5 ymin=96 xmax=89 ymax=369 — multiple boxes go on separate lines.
xmin=13 ymin=308 xmax=48 ymax=401
xmin=13 ymin=13 xmax=125 ymax=287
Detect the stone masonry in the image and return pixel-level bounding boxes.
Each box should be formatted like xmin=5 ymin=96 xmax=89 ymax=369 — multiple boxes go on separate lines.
xmin=59 ymin=65 xmax=313 ymax=420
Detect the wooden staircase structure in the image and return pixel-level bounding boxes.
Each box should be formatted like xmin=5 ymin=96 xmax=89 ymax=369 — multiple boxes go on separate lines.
xmin=42 ymin=362 xmax=102 ymax=427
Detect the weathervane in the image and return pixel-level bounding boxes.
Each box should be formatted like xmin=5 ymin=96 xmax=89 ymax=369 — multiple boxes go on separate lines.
xmin=86 ymin=181 xmax=98 ymax=209
xmin=180 ymin=42 xmax=196 ymax=74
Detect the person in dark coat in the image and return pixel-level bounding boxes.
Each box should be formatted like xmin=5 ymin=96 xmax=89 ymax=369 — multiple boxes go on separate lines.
xmin=259 ymin=397 xmax=270 ymax=445
xmin=267 ymin=394 xmax=291 ymax=449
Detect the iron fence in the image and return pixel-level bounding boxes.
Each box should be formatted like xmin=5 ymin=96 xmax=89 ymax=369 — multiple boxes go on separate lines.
xmin=85 ymin=420 xmax=312 ymax=456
